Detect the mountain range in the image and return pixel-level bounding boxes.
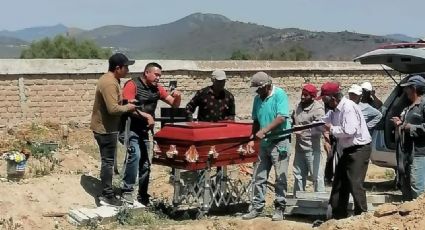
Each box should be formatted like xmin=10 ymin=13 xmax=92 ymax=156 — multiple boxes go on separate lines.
xmin=0 ymin=13 xmax=420 ymax=60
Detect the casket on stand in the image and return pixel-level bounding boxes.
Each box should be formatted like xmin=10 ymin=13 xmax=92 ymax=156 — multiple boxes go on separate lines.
xmin=153 ymin=121 xmax=259 ymax=170
xmin=152 ymin=121 xmax=259 ymax=217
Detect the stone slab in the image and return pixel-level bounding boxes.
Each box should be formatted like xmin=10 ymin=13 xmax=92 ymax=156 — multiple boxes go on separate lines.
xmin=68 ymin=209 xmax=90 ymax=225
xmin=294 ymin=191 xmax=400 ymax=204
xmin=93 ymin=205 xmax=118 ymax=224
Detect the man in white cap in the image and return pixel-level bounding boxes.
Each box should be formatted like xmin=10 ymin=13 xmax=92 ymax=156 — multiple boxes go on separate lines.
xmin=243 ymin=71 xmax=291 ymax=221
xmin=348 ymin=84 xmax=382 ymax=135
xmin=360 ymin=82 xmax=383 ymax=110
xmin=185 ymin=70 xmax=236 ymax=183
xmin=186 ymin=70 xmax=235 ymax=122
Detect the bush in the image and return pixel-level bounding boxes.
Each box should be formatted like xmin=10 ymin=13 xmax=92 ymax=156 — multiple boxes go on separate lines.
xmin=229 ymin=45 xmax=311 ymax=61
xmin=20 ymin=35 xmax=111 ymax=59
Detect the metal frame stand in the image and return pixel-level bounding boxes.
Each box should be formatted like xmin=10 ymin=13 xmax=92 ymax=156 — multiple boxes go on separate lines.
xmin=170 ymin=161 xmax=253 ymax=219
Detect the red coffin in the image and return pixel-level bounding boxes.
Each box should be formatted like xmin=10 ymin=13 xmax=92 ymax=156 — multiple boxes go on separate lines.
xmin=153 ymin=121 xmax=259 ymax=170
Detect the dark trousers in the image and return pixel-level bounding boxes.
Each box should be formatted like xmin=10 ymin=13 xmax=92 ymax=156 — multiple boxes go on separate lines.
xmin=329 ymin=144 xmax=371 ymax=219
xmin=325 ymin=135 xmax=337 ymax=184
xmin=94 ymin=132 xmax=118 ymax=197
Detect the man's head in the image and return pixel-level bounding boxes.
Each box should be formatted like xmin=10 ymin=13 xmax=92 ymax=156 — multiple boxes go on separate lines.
xmin=108 ymin=53 xmax=135 ymax=78
xmin=251 ymin=72 xmax=272 ymax=99
xmin=300 ymin=83 xmax=317 ymax=106
xmin=211 ymin=70 xmax=227 ymax=92
xmin=143 ymin=62 xmax=162 ymax=86
xmin=361 ymin=81 xmax=373 ymax=96
xmin=400 ymin=74 xmax=425 ymax=102
xmin=348 ymin=84 xmax=362 ymax=104
xmin=319 ymin=82 xmax=342 ymax=109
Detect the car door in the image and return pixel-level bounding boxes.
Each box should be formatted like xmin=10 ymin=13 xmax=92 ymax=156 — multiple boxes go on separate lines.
xmin=354 ymin=46 xmax=425 ymax=168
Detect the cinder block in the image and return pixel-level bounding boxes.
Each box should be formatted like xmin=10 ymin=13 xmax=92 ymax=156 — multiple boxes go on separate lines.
xmin=78 ymin=207 xmax=99 ymax=220
xmin=93 ymin=205 xmax=118 ymax=224
xmin=68 ymin=209 xmax=90 ymax=225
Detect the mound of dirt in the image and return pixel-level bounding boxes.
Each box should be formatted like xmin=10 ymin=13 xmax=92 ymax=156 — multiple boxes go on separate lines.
xmin=319 ymin=195 xmax=425 ymax=230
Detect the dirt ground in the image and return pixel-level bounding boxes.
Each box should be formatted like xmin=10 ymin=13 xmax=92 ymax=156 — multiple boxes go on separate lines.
xmin=0 ymin=123 xmax=397 ymax=230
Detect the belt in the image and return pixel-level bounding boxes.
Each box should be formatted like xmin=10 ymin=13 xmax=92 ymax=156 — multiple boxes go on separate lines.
xmin=343 ymin=143 xmax=370 ymax=151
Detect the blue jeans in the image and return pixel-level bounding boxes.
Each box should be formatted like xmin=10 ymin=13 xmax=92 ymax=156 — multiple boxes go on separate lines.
xmin=120 ymin=131 xmax=151 ymax=200
xmin=410 ymin=156 xmax=425 ymax=199
xmin=251 ymin=138 xmax=290 ymax=211
xmin=293 ymin=137 xmax=324 ymax=193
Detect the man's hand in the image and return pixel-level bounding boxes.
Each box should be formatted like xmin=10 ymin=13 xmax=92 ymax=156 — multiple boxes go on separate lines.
xmin=391 ymin=117 xmax=402 ymax=126
xmin=403 ymin=123 xmax=411 ymax=131
xmin=145 ymin=113 xmax=155 ymax=129
xmin=324 ymin=142 xmax=332 ymax=157
xmin=128 ymin=99 xmax=138 ymax=104
xmin=247 ymin=140 xmax=255 ymax=149
xmin=256 ymin=129 xmax=266 ymax=139
xmin=324 ymin=123 xmax=331 ymax=131
xmin=171 ymin=90 xmax=182 ymax=98
xmin=127 ymin=103 xmax=136 ymax=111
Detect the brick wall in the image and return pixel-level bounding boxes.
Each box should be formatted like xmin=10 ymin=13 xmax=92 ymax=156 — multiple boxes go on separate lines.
xmin=0 ymin=60 xmax=398 ymax=126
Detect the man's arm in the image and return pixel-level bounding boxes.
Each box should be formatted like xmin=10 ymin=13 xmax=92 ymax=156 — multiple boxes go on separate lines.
xmin=330 ymin=106 xmax=359 ymax=138
xmin=256 ymin=116 xmax=286 ymax=139
xmin=371 ymin=92 xmax=383 ymax=109
xmin=102 ymin=83 xmax=133 ymax=115
xmin=185 ymin=91 xmax=201 ymax=121
xmin=153 ymin=84 xmax=180 ymax=108
xmin=404 ymin=103 xmax=425 ymax=137
xmin=251 ymin=119 xmax=261 ymax=139
xmin=257 ymin=89 xmax=288 ymax=138
xmin=365 ymin=104 xmax=382 ymax=129
xmin=310 ymin=103 xmax=326 ymax=135
xmin=122 ymin=81 xmax=152 ymax=124
xmin=225 ymin=93 xmax=236 ymax=120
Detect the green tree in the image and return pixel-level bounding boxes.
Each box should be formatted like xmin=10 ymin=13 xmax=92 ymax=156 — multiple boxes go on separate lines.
xmin=230 ymin=50 xmax=251 ymax=60
xmin=20 ymin=35 xmax=112 ymax=59
xmin=287 ymin=45 xmax=311 ymax=61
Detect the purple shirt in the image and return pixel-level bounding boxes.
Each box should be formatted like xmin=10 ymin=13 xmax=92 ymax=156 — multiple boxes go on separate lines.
xmin=322 ymin=97 xmax=371 ymax=153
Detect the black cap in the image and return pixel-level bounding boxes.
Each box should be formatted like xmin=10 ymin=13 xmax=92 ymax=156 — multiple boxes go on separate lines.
xmin=108 ymin=53 xmax=135 ymax=69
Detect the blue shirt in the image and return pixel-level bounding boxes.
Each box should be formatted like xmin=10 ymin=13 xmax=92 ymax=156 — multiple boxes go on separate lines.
xmin=252 ymin=86 xmax=290 ymax=146
xmin=358 ymin=102 xmax=382 ymax=134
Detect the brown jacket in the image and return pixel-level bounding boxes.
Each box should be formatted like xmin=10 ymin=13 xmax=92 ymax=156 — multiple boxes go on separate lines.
xmin=90 ymin=72 xmax=130 ymax=134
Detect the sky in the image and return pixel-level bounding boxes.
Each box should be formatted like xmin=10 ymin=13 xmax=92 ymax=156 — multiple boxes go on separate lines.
xmin=3 ymin=0 xmax=424 ymax=38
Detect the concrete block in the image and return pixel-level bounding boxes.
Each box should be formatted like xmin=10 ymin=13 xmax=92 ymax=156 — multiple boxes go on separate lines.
xmin=78 ymin=207 xmax=99 ymax=220
xmin=294 ymin=191 xmax=397 ymax=204
xmin=93 ymin=205 xmax=118 ymax=224
xmin=128 ymin=201 xmax=146 ymax=215
xmin=68 ymin=209 xmax=90 ymax=225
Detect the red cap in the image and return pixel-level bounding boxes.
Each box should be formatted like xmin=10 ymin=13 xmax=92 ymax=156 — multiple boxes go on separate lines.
xmin=319 ymin=82 xmax=340 ymax=98
xmin=302 ymin=84 xmax=318 ymax=97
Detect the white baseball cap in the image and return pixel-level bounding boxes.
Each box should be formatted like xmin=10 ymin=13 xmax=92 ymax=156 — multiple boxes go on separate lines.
xmin=211 ymin=70 xmax=227 ymax=80
xmin=348 ymin=84 xmax=363 ymax=96
xmin=361 ymin=82 xmax=373 ymax=91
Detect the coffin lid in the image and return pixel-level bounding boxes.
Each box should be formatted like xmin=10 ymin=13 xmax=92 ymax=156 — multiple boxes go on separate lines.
xmin=154 ymin=121 xmax=252 ymax=142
